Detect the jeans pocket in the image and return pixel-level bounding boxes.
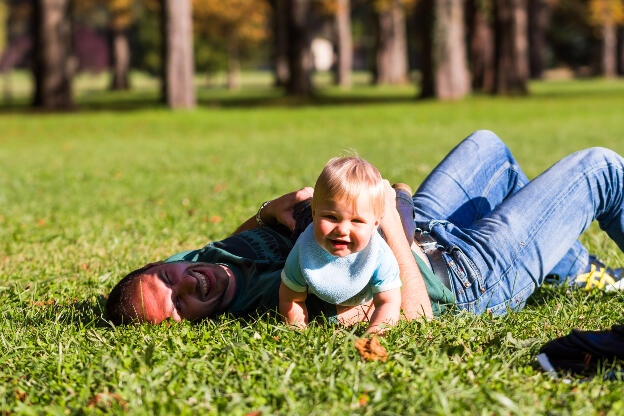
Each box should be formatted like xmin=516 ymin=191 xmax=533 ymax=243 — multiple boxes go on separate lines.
xmin=443 ymin=249 xmax=482 ymax=305
xmin=443 ymin=251 xmax=470 ymax=290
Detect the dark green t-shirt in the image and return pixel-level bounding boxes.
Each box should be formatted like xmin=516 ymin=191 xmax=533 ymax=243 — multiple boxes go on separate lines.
xmin=166 ymin=226 xmax=454 ymax=321
xmin=412 ymin=254 xmax=454 ymax=316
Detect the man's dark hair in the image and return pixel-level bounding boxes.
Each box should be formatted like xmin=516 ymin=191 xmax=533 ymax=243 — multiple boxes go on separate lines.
xmin=105 ymin=262 xmax=163 ymax=325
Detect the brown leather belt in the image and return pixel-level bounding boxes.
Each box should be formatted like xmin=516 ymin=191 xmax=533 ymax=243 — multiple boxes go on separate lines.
xmin=414 ymin=230 xmax=452 ymax=291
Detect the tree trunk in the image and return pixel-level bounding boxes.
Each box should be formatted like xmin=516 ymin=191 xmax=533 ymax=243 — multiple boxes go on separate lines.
xmin=528 ymin=0 xmax=551 ymax=79
xmin=110 ymin=28 xmax=130 ymax=90
xmin=3 ymin=1 xmax=14 ymax=103
xmin=270 ymin=0 xmax=289 ymax=87
xmin=494 ymin=0 xmax=529 ymax=94
xmin=602 ymin=18 xmax=617 ymax=78
xmin=618 ymin=27 xmax=624 ymax=76
xmin=468 ymin=0 xmax=495 ymax=92
xmin=2 ymin=71 xmax=11 ymax=104
xmin=334 ymin=0 xmax=352 ymax=88
xmin=420 ymin=0 xmax=470 ymax=99
xmin=161 ymin=0 xmax=195 ymax=109
xmin=32 ymin=0 xmax=73 ymax=109
xmin=227 ymin=36 xmax=240 ymax=90
xmin=286 ymin=0 xmax=312 ymax=96
xmin=418 ymin=0 xmax=434 ymax=97
xmin=375 ymin=0 xmax=408 ymax=85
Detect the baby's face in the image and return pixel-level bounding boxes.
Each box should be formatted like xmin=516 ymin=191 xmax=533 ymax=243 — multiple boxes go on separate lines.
xmin=312 ymin=194 xmax=379 ymax=257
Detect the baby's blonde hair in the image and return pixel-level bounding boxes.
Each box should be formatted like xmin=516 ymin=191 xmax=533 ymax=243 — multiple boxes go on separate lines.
xmin=312 ymin=156 xmax=385 ymax=219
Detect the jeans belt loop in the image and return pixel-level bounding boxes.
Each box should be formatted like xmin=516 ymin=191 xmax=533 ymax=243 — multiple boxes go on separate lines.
xmin=414 ymin=230 xmax=452 ymax=291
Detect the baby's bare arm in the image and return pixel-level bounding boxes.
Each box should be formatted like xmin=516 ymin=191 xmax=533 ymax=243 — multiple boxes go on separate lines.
xmin=367 ymin=288 xmax=401 ymax=334
xmin=278 ymin=282 xmax=309 ymax=329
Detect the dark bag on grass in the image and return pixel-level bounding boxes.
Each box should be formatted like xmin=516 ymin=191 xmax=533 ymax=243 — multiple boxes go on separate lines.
xmin=538 ymin=324 xmax=624 ymax=373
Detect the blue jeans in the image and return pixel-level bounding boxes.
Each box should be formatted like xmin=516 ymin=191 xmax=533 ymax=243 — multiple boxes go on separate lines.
xmin=411 ymin=130 xmax=624 ymax=315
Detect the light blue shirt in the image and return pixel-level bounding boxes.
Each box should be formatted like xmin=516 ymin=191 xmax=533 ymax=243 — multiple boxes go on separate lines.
xmin=281 ymin=224 xmax=401 ymax=306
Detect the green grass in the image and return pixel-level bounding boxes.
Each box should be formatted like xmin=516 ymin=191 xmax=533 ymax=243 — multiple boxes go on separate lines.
xmin=1 ymin=74 xmax=624 ymax=414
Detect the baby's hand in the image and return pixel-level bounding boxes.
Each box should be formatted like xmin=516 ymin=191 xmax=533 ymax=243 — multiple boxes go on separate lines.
xmin=288 ymin=321 xmax=308 ymax=331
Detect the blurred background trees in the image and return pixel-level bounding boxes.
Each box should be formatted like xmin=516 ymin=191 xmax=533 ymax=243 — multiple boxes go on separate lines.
xmin=193 ymin=0 xmax=269 ymax=89
xmin=0 ymin=0 xmax=624 ymax=110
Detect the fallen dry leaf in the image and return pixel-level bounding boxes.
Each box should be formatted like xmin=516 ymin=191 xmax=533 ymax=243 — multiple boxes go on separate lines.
xmin=354 ymin=336 xmax=388 ymax=362
xmin=358 ymin=393 xmax=369 ymax=406
xmin=14 ymin=389 xmax=27 ymax=402
xmin=209 ymin=216 xmax=222 ymax=223
xmin=213 ymin=183 xmax=228 ymax=193
xmin=87 ymin=392 xmax=127 ymax=409
xmin=245 ymin=412 xmax=262 ymax=416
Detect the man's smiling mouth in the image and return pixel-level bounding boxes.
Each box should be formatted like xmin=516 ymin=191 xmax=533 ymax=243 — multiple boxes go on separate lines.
xmin=189 ymin=269 xmax=210 ymax=299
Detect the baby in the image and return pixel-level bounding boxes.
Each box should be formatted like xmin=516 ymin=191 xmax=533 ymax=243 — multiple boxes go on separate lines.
xmin=279 ymin=156 xmax=402 ymax=333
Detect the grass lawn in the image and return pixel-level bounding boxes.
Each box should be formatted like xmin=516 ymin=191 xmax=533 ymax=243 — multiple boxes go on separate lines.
xmin=1 ymin=73 xmax=624 ymax=414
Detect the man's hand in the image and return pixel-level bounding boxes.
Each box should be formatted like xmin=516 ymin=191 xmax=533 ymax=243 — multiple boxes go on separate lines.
xmin=232 ymin=187 xmax=313 ymax=235
xmin=381 ymin=179 xmax=398 ymax=220
xmin=261 ymin=187 xmax=313 ymax=231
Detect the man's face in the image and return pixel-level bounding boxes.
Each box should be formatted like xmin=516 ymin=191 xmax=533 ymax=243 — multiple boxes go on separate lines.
xmin=312 ymin=194 xmax=380 ymax=257
xmin=128 ymin=262 xmax=237 ymax=324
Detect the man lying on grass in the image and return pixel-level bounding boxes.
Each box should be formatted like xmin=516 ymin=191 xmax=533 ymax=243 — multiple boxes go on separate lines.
xmin=106 ymin=130 xmax=624 ymax=328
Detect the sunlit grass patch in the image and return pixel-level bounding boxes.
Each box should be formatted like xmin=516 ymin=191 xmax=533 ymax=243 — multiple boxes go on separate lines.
xmin=1 ymin=78 xmax=624 ymax=414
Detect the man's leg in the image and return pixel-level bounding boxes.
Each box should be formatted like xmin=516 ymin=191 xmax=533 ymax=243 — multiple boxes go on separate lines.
xmin=413 ymin=130 xmax=589 ymax=279
xmin=449 ymin=146 xmax=624 ymax=314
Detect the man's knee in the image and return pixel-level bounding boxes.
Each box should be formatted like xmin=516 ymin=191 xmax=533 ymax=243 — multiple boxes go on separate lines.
xmin=577 ymin=147 xmax=624 ymax=167
xmin=464 ymin=130 xmax=509 ymax=157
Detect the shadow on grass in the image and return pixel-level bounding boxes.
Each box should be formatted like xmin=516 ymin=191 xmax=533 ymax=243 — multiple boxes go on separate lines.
xmin=22 ymin=294 xmax=112 ymax=329
xmin=0 ymin=87 xmax=420 ymax=114
xmin=3 ymin=79 xmax=624 ymax=114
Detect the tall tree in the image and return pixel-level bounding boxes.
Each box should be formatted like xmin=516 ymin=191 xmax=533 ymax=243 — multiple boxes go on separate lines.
xmin=589 ymin=0 xmax=624 ymax=78
xmin=374 ymin=0 xmax=409 ymax=85
xmin=193 ymin=0 xmax=269 ymax=90
xmin=334 ymin=0 xmax=352 ymax=87
xmin=619 ymin=26 xmax=624 ymax=75
xmin=315 ymin=0 xmax=352 ymax=87
xmin=0 ymin=0 xmax=7 ymax=102
xmin=108 ymin=0 xmax=133 ymax=90
xmin=0 ymin=2 xmax=6 ymax=56
xmin=420 ymin=0 xmax=471 ymax=99
xmin=1 ymin=0 xmax=31 ymax=102
xmin=494 ymin=0 xmax=529 ymax=94
xmin=32 ymin=0 xmax=73 ymax=109
xmin=528 ymin=0 xmax=553 ymax=79
xmin=161 ymin=0 xmax=195 ymax=109
xmin=269 ymin=0 xmax=289 ymax=86
xmin=467 ymin=0 xmax=495 ymax=92
xmin=286 ymin=0 xmax=313 ymax=95
xmin=74 ymin=0 xmax=133 ymax=89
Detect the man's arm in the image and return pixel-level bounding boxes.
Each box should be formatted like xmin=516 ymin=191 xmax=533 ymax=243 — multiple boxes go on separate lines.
xmin=380 ymin=181 xmax=433 ymax=320
xmin=232 ymin=187 xmax=314 ymax=235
